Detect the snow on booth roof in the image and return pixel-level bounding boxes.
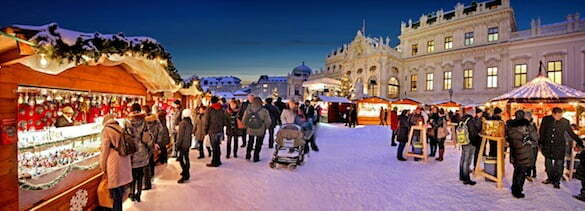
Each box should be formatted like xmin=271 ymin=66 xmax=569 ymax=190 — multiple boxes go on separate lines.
xmin=2 ymin=23 xmax=183 ymax=92
xmin=490 ymin=75 xmax=585 ymax=103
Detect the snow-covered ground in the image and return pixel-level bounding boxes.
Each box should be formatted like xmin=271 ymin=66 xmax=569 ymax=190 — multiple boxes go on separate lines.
xmin=124 ymin=124 xmax=584 ymax=210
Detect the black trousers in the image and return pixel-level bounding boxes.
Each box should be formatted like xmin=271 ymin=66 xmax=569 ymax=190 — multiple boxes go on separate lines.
xmin=268 ymin=127 xmax=275 ymax=148
xmin=226 ymin=135 xmax=240 ymax=158
xmin=545 ymin=158 xmax=564 ymax=185
xmin=144 ymin=155 xmax=155 ymax=188
xmin=429 ymin=136 xmax=438 ymax=156
xmin=512 ymin=165 xmax=528 ymax=193
xmin=246 ymin=135 xmax=264 ymax=160
xmin=178 ymin=148 xmax=190 ymax=179
xmin=397 ymin=142 xmax=406 ymax=159
xmin=159 ymin=143 xmax=168 ymax=164
xmin=130 ymin=167 xmax=145 ymax=199
xmin=391 ymin=131 xmax=397 ymax=145
xmin=210 ymin=133 xmax=222 ymax=165
xmin=109 ymin=186 xmax=125 ymax=211
xmin=197 ymin=140 xmax=205 ymax=157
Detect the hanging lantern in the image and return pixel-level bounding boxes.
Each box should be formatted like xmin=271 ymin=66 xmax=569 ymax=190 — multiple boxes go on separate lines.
xmin=18 ymin=93 xmax=24 ymax=104
xmin=39 ymin=53 xmax=49 ymax=68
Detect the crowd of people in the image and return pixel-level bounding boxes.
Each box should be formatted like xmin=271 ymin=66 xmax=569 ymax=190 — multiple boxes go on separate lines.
xmin=98 ymin=94 xmax=321 ymax=210
xmin=386 ymin=104 xmax=585 ymax=201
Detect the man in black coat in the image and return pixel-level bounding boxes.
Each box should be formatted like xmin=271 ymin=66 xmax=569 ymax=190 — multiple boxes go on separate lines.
xmin=263 ymin=97 xmax=280 ymax=148
xmin=506 ymin=110 xmax=538 ymax=198
xmin=274 ymin=97 xmax=286 ymax=125
xmin=468 ymin=108 xmax=483 ymax=168
xmin=300 ymin=100 xmax=315 ymax=120
xmin=539 ymin=107 xmax=581 ymax=189
xmin=237 ymin=94 xmax=254 ymax=148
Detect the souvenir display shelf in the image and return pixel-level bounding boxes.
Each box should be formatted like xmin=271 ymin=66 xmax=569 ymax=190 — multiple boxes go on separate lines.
xmin=16 ymin=86 xmax=143 ymax=205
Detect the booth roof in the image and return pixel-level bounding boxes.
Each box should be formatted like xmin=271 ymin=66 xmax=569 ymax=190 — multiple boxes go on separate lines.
xmin=390 ymin=98 xmax=421 ymax=105
xmin=303 ymin=77 xmax=341 ymax=87
xmin=431 ymin=100 xmax=461 ymax=107
xmin=318 ymin=95 xmax=351 ymax=103
xmin=490 ymin=76 xmax=585 ymax=103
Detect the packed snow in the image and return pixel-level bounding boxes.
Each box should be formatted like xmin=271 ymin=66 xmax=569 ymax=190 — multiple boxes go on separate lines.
xmin=124 ymin=123 xmax=584 ymax=210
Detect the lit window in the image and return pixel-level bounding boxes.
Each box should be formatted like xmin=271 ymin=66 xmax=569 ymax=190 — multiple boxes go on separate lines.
xmin=425 ymin=73 xmax=434 ymax=91
xmin=547 ymin=61 xmax=563 ymax=84
xmin=463 ymin=69 xmax=473 ymax=89
xmin=410 ymin=74 xmax=417 ymax=91
xmin=488 ymin=27 xmax=499 ymax=42
xmin=263 ymin=84 xmax=268 ymax=88
xmin=464 ymin=32 xmax=474 ymax=46
xmin=411 ymin=44 xmax=418 ymax=56
xmin=514 ymin=64 xmax=527 ymax=87
xmin=443 ymin=71 xmax=452 ymax=90
xmin=444 ymin=36 xmax=453 ymax=49
xmin=487 ymin=67 xmax=498 ymax=88
xmin=427 ymin=40 xmax=435 ymax=53
xmin=387 ymin=77 xmax=399 ymax=98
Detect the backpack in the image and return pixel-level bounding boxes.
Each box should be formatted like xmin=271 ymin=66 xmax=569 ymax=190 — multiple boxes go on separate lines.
xmin=456 ymin=118 xmax=471 ymax=145
xmin=106 ymin=125 xmax=137 ymax=156
xmin=245 ymin=108 xmax=264 ymax=129
xmin=140 ymin=123 xmax=154 ymax=152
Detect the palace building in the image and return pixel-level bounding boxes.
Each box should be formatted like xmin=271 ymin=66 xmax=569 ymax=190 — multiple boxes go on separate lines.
xmin=308 ymin=0 xmax=585 ymax=104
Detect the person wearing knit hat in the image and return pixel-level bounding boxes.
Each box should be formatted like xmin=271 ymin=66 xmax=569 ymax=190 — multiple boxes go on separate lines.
xmin=176 ymin=108 xmax=194 ymax=183
xmin=55 ymin=106 xmax=75 ymax=127
xmin=143 ymin=114 xmax=162 ymax=190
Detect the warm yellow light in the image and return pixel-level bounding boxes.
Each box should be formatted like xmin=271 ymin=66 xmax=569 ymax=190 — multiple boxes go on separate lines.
xmin=39 ymin=54 xmax=49 ymax=68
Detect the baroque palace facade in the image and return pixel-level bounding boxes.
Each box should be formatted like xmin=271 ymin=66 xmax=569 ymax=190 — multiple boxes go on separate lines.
xmin=309 ymin=0 xmax=585 ymax=104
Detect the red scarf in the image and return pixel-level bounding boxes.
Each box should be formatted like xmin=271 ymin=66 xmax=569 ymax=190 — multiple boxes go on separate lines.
xmin=211 ymin=103 xmax=222 ymax=110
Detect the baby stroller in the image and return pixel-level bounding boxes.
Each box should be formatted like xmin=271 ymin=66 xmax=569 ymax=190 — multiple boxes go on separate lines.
xmin=269 ymin=124 xmax=306 ymax=170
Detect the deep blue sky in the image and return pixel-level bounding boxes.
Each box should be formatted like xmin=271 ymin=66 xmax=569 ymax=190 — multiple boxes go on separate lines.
xmin=1 ymin=0 xmax=584 ymax=83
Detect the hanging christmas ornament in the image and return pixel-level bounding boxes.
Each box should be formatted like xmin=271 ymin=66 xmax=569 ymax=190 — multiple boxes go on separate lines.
xmin=24 ymin=93 xmax=29 ymax=103
xmin=18 ymin=93 xmax=24 ymax=104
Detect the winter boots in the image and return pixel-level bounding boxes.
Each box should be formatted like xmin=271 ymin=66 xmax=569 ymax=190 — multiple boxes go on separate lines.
xmin=435 ymin=149 xmax=444 ymax=161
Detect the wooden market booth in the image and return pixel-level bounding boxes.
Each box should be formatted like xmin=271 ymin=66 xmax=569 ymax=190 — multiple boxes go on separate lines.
xmin=0 ymin=24 xmax=182 ymax=210
xmin=432 ymin=100 xmax=462 ymax=113
xmin=356 ymin=96 xmax=391 ymax=125
xmin=315 ymin=95 xmax=353 ymax=123
xmin=389 ymin=98 xmax=421 ymax=113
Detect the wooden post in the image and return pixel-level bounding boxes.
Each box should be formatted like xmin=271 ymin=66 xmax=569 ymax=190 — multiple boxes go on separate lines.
xmin=474 ymin=135 xmax=506 ymax=188
xmin=405 ymin=124 xmax=428 ymax=162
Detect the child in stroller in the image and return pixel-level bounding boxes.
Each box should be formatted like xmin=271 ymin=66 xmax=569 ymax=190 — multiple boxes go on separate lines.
xmin=269 ymin=124 xmax=306 ymax=170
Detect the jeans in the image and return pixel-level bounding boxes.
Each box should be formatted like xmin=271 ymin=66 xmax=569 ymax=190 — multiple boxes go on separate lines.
xmin=429 ymin=136 xmax=438 ymax=156
xmin=512 ymin=165 xmax=528 ymax=193
xmin=211 ymin=133 xmax=223 ymax=165
xmin=459 ymin=144 xmax=476 ymax=182
xmin=268 ymin=127 xmax=275 ymax=148
xmin=197 ymin=140 xmax=205 ymax=157
xmin=130 ymin=167 xmax=145 ymax=199
xmin=247 ymin=135 xmax=264 ymax=161
xmin=226 ymin=135 xmax=240 ymax=158
xmin=391 ymin=131 xmax=397 ymax=145
xmin=528 ymin=146 xmax=538 ymax=177
xmin=545 ymin=158 xmax=564 ymax=185
xmin=178 ymin=148 xmax=190 ymax=179
xmin=109 ymin=186 xmax=125 ymax=211
xmin=397 ymin=142 xmax=406 ymax=159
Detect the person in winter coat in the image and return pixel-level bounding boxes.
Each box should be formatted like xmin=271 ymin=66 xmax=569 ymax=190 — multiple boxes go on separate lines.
xmin=126 ymin=103 xmax=153 ymax=202
xmin=428 ymin=106 xmax=440 ymax=157
xmin=435 ymin=109 xmax=449 ymax=161
xmin=525 ymin=111 xmax=539 ymax=181
xmin=539 ymin=107 xmax=582 ymax=189
xmin=157 ymin=110 xmax=170 ymax=164
xmin=459 ymin=111 xmax=477 ymax=186
xmin=408 ymin=107 xmax=425 ymax=161
xmin=143 ymin=114 xmax=162 ymax=190
xmin=55 ymin=106 xmax=75 ymax=127
xmin=300 ymin=100 xmax=315 ymax=121
xmin=281 ymin=100 xmax=297 ymax=124
xmin=506 ymin=110 xmax=539 ymax=198
xmin=170 ymin=100 xmax=183 ymax=158
xmin=243 ymin=97 xmax=272 ymax=162
xmin=348 ymin=106 xmax=357 ymax=128
xmin=193 ymin=106 xmax=210 ymax=159
xmin=389 ymin=107 xmax=398 ymax=146
xmin=176 ymin=109 xmax=193 ymax=183
xmin=264 ymin=98 xmax=280 ymax=148
xmin=396 ymin=110 xmax=410 ymax=161
xmin=468 ymin=108 xmax=484 ymax=168
xmin=274 ymin=97 xmax=286 ymax=125
xmin=238 ymin=94 xmax=255 ymax=148
xmin=573 ymin=141 xmax=585 ymax=202
xmin=100 ymin=114 xmax=132 ymax=211
xmin=205 ymin=96 xmax=228 ymax=167
xmin=226 ymin=100 xmax=243 ymax=158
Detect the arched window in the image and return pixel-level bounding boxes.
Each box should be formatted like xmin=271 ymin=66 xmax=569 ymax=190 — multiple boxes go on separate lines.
xmin=369 ymin=66 xmax=377 ymax=72
xmin=387 ymin=77 xmax=399 ymax=98
xmin=367 ymin=76 xmax=378 ymax=96
xmin=346 ymin=71 xmax=351 ymax=76
xmin=357 ymin=68 xmax=363 ymax=74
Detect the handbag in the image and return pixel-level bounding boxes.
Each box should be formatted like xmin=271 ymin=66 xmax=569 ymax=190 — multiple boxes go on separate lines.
xmin=97 ymin=176 xmax=113 ymax=208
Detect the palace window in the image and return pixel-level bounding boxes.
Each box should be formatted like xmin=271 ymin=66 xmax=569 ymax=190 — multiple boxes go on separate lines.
xmin=547 ymin=60 xmax=563 ymax=84
xmin=444 ymin=36 xmax=453 ymax=49
xmin=487 ymin=67 xmax=498 ymax=88
xmin=514 ymin=64 xmax=527 ymax=87
xmin=463 ymin=69 xmax=473 ymax=89
xmin=410 ymin=74 xmax=417 ymax=91
xmin=427 ymin=40 xmax=435 ymax=53
xmin=443 ymin=71 xmax=452 ymax=90
xmin=488 ymin=27 xmax=499 ymax=42
xmin=411 ymin=44 xmax=418 ymax=56
xmin=464 ymin=32 xmax=474 ymax=46
xmin=387 ymin=77 xmax=399 ymax=98
xmin=425 ymin=73 xmax=434 ymax=91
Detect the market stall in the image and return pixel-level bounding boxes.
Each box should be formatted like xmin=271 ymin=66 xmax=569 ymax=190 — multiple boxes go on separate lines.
xmin=0 ymin=23 xmax=182 ymax=210
xmin=315 ymin=95 xmax=353 ymax=123
xmin=431 ymin=100 xmax=462 ymax=113
xmin=389 ymin=98 xmax=421 ymax=113
xmin=356 ymin=96 xmax=391 ymax=125
xmin=302 ymin=77 xmax=341 ymax=100
xmin=489 ymin=74 xmax=585 ymax=127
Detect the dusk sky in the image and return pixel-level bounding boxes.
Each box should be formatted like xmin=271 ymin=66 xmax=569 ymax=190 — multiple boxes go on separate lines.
xmin=2 ymin=0 xmax=584 ymax=83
